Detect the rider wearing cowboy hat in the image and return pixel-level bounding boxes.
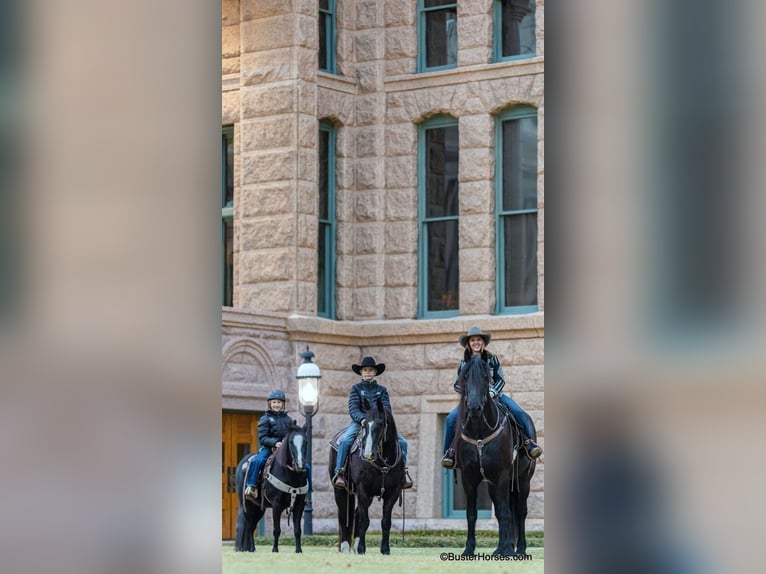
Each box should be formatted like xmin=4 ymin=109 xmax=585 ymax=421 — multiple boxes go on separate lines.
xmin=244 ymin=389 xmax=311 ymax=499
xmin=441 ymin=327 xmax=542 ymax=469
xmin=331 ymin=356 xmax=413 ymax=490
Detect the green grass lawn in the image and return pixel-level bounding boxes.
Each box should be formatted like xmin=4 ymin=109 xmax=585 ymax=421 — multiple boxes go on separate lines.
xmin=223 ymin=540 xmax=544 ymax=573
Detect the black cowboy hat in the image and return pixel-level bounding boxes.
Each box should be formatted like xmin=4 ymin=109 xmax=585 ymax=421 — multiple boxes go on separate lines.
xmin=352 ymin=356 xmax=386 ymax=376
xmin=459 ymin=326 xmax=492 ymax=348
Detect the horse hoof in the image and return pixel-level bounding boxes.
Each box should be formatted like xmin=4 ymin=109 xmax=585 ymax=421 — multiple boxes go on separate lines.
xmin=340 ymin=541 xmax=350 ymax=554
xmin=461 ymin=550 xmax=475 ymax=557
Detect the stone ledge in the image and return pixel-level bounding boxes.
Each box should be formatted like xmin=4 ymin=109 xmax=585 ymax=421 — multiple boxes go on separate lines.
xmin=385 ymin=58 xmax=544 ymax=93
xmin=317 ymin=71 xmax=357 ymax=94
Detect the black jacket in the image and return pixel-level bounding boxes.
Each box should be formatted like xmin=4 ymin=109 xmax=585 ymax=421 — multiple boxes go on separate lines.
xmin=453 ymin=349 xmax=506 ymax=397
xmin=257 ymin=409 xmax=292 ymax=449
xmin=348 ymin=379 xmax=392 ymax=424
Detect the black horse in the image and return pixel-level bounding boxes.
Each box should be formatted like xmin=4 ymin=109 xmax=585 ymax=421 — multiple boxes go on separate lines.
xmin=329 ymin=398 xmax=404 ymax=555
xmin=455 ymin=355 xmax=537 ymax=556
xmin=234 ymin=422 xmax=309 ymax=553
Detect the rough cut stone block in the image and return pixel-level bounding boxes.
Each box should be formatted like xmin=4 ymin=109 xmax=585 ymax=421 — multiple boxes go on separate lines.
xmin=239 ymin=216 xmax=294 ymax=251
xmin=241 ymin=0 xmax=292 ymax=22
xmin=384 ymin=253 xmax=416 ymax=287
xmin=241 ymin=149 xmax=296 ymax=184
xmin=459 ymin=114 xmax=493 ymax=148
xmin=384 ymin=187 xmax=417 ymax=221
xmin=241 ymin=49 xmax=293 ymax=85
xmin=355 ymin=158 xmax=384 ymax=190
xmin=459 ymin=180 xmax=493 ymax=215
xmin=355 ymin=224 xmax=381 ymax=255
xmin=222 ymin=57 xmax=240 ymax=75
xmin=384 ymin=155 xmax=415 ymax=188
xmin=384 ymin=124 xmax=416 ymax=156
xmin=355 ymin=190 xmax=382 ymax=221
xmin=240 ymin=84 xmax=295 ymax=118
xmin=460 ymin=247 xmax=494 ymax=281
xmin=222 ymin=0 xmax=240 ymax=26
xmin=354 ymin=287 xmax=382 ymax=318
xmin=241 ymin=16 xmax=294 ymax=53
xmin=386 ymin=26 xmax=416 ymax=59
xmin=459 ymin=147 xmax=493 ymax=182
xmin=356 ymin=126 xmax=384 ymax=158
xmin=238 ymin=283 xmax=293 ymax=312
xmin=222 ymin=25 xmax=240 ymax=58
xmin=384 ymin=0 xmax=416 ymax=27
xmin=384 ymin=221 xmax=417 ymax=255
xmin=460 ymin=214 xmax=494 ymax=248
xmin=240 ymin=115 xmax=295 ymax=151
xmin=239 ymin=182 xmax=292 ymax=217
xmin=458 ymin=16 xmax=492 ymax=50
xmin=356 ymin=30 xmax=383 ymax=62
xmin=357 ymin=0 xmax=381 ymax=29
xmin=222 ymin=91 xmax=240 ymax=125
xmin=460 ymin=281 xmax=494 ymax=315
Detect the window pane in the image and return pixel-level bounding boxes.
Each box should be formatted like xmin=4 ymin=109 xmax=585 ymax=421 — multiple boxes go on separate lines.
xmin=317 ymin=223 xmax=327 ymax=314
xmin=224 ymin=133 xmax=234 ymax=208
xmin=319 ymin=0 xmax=329 ymax=10
xmin=503 ymin=213 xmax=537 ymax=307
xmin=319 ymin=129 xmax=329 ymax=220
xmin=501 ymin=0 xmax=536 ymax=57
xmin=502 ymin=116 xmax=537 ymax=211
xmin=224 ymin=220 xmax=234 ymax=307
xmin=319 ymin=13 xmax=327 ymax=70
xmin=425 ymin=10 xmax=457 ymax=68
xmin=427 ymin=219 xmax=459 ymax=311
xmin=425 ymin=125 xmax=459 ymax=218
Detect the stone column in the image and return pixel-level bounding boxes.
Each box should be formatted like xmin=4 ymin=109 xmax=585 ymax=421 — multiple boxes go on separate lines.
xmin=236 ymin=0 xmax=318 ymax=314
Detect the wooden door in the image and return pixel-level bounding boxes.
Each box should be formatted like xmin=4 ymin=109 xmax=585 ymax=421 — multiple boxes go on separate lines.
xmin=222 ymin=411 xmax=259 ymax=540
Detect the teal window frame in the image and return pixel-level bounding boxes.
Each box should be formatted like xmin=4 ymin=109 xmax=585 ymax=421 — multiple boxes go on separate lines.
xmin=494 ymin=106 xmax=538 ymax=314
xmin=441 ymin=418 xmax=493 ymax=519
xmin=222 ymin=126 xmax=234 ymax=308
xmin=493 ymin=0 xmax=537 ymax=63
xmin=418 ymin=115 xmax=460 ymax=319
xmin=317 ymin=120 xmax=337 ymax=319
xmin=319 ymin=0 xmax=337 ymax=74
xmin=417 ymin=0 xmax=458 ymax=73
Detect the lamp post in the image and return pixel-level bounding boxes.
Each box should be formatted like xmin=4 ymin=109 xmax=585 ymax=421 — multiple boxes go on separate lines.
xmin=296 ymin=345 xmax=320 ymax=536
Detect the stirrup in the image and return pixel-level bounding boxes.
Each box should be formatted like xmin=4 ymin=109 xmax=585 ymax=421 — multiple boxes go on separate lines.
xmin=524 ymin=439 xmax=542 ymax=459
xmin=441 ymin=449 xmax=455 ymax=469
xmin=402 ymin=468 xmax=414 ymax=489
xmin=332 ymin=470 xmax=347 ymax=488
xmin=244 ymin=485 xmax=258 ymax=500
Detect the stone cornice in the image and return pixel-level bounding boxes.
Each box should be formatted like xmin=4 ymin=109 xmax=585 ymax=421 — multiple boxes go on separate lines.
xmin=222 ymin=308 xmax=288 ymax=332
xmin=384 ymin=58 xmax=544 ymax=93
xmin=317 ymin=71 xmax=357 ymax=95
xmin=222 ymin=73 xmax=239 ymax=92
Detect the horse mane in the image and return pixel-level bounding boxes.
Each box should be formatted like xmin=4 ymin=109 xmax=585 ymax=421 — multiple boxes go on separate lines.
xmin=458 ymin=354 xmax=490 ymax=397
xmin=367 ymin=399 xmax=398 ymax=439
xmin=275 ymin=421 xmax=304 ymax=465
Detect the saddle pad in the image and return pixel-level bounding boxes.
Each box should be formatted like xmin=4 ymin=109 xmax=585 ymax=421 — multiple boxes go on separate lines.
xmin=328 ymin=428 xmax=362 ymax=454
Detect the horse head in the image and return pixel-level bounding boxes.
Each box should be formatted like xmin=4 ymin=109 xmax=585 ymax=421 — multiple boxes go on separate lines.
xmin=283 ymin=421 xmax=306 ymax=472
xmin=361 ymin=397 xmax=388 ymax=461
xmin=461 ymin=355 xmax=492 ymax=420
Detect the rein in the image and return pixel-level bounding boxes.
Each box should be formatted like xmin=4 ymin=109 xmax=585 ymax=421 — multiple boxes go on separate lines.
xmin=361 ymin=418 xmax=403 ymax=500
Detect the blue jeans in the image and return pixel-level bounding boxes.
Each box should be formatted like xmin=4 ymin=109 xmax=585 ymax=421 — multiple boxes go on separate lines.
xmin=334 ymin=422 xmax=409 ymax=474
xmin=443 ymin=395 xmax=536 ymax=452
xmin=245 ymin=446 xmax=313 ymax=492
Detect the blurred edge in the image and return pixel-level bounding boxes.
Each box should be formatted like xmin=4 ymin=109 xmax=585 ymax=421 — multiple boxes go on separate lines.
xmin=1 ymin=2 xmax=221 ymax=574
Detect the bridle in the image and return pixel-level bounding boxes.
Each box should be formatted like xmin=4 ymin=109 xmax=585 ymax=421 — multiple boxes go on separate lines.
xmin=359 ymin=410 xmax=402 ymax=498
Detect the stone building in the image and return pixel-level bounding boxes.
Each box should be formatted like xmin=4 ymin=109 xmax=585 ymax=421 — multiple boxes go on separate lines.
xmin=221 ymin=0 xmax=544 ymax=538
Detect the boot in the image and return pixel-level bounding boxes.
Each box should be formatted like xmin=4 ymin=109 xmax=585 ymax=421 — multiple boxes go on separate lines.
xmin=441 ymin=449 xmax=456 ymax=469
xmin=244 ymin=485 xmax=258 ymax=500
xmin=524 ymin=439 xmax=542 ymax=459
xmin=332 ymin=468 xmax=347 ymax=489
xmin=402 ymin=468 xmax=413 ymax=489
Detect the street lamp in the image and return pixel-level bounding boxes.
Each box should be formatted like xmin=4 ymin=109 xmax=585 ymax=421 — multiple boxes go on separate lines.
xmin=296 ymin=345 xmax=320 ymax=535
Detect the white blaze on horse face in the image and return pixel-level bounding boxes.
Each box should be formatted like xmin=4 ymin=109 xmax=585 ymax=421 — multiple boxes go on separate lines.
xmin=293 ymin=433 xmax=304 ymax=469
xmin=363 ymin=421 xmax=375 ymax=459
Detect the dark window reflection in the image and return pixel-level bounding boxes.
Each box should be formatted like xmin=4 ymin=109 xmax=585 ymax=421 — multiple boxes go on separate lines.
xmin=427 ymin=219 xmax=459 ymax=311
xmin=500 ymin=0 xmax=536 ymax=58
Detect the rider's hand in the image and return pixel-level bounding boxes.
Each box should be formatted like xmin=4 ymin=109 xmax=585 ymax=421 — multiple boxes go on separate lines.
xmin=275 ymin=441 xmax=283 ymax=448
xmin=360 ymin=419 xmax=366 ymax=427
xmin=489 ymin=391 xmax=496 ymax=398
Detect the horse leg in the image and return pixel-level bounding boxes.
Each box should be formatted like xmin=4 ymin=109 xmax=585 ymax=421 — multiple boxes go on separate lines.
xmin=271 ymin=505 xmax=282 ymax=552
xmin=335 ymin=487 xmax=354 ymax=553
xmin=462 ymin=475 xmax=479 ymax=556
xmin=489 ymin=480 xmax=514 ymax=556
xmin=512 ymin=472 xmax=532 ymax=556
xmin=235 ymin=501 xmax=256 ymax=552
xmin=292 ymin=497 xmax=305 ymax=553
xmin=355 ymin=493 xmax=371 ymax=555
xmin=379 ymin=491 xmax=398 ymax=555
